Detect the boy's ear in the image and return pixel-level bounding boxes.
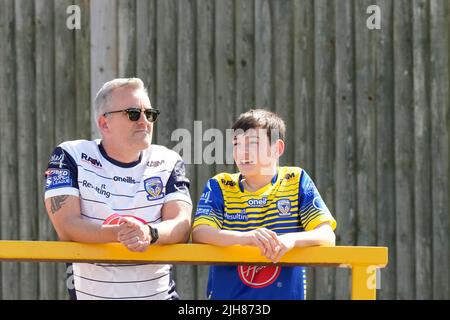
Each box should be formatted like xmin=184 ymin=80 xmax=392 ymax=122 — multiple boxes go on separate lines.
xmin=275 ymin=139 xmax=285 ymax=158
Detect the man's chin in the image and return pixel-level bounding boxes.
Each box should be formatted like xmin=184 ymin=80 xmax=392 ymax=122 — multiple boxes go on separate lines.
xmin=132 ymin=137 xmax=151 ymax=150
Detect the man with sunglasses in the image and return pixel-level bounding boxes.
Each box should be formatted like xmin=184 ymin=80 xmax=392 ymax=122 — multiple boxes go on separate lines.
xmin=43 ymin=78 xmax=192 ymax=300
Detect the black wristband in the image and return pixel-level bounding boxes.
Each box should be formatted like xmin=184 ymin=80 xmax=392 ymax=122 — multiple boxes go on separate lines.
xmin=147 ymin=224 xmax=159 ymax=244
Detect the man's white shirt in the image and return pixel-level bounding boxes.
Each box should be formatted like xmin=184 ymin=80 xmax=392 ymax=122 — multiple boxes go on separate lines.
xmin=44 ymin=139 xmax=192 ymax=300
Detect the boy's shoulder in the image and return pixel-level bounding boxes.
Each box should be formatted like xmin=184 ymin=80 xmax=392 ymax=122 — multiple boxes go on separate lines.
xmin=210 ymin=172 xmax=241 ymax=189
xmin=278 ymin=166 xmax=304 ymax=179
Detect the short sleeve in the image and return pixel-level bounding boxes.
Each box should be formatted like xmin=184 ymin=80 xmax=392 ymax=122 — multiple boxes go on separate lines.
xmin=193 ymin=179 xmax=225 ymax=229
xmin=299 ymin=170 xmax=337 ymax=231
xmin=44 ymin=147 xmax=80 ymax=199
xmin=164 ymin=159 xmax=192 ymax=205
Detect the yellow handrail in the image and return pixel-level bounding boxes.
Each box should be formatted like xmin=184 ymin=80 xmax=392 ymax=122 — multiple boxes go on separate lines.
xmin=0 ymin=241 xmax=387 ymax=300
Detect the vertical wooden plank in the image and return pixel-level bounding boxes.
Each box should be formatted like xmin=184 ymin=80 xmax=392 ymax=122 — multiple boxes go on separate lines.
xmin=412 ymin=0 xmax=432 ymax=300
xmin=235 ymin=0 xmax=254 ymax=116
xmin=90 ymin=0 xmax=118 ymax=138
xmin=430 ymin=0 xmax=450 ymax=300
xmin=293 ymin=0 xmax=315 ymax=172
xmin=272 ymin=0 xmax=293 ymax=167
xmin=155 ymin=0 xmax=177 ymax=147
xmin=215 ymin=0 xmax=235 ymax=174
xmin=0 ymin=0 xmax=19 ymax=300
xmin=156 ymin=0 xmax=193 ymax=299
xmin=254 ymin=0 xmax=272 ymax=107
xmin=195 ymin=0 xmax=215 ymax=299
xmin=74 ymin=0 xmax=91 ymax=139
xmin=136 ymin=0 xmax=156 ymax=99
xmin=118 ymin=0 xmax=136 ymax=77
xmin=35 ymin=0 xmax=57 ymax=300
xmin=393 ymin=0 xmax=415 ymax=300
xmin=375 ymin=0 xmax=396 ymax=300
xmin=334 ymin=0 xmax=356 ymax=300
xmin=54 ymin=0 xmax=77 ymax=299
xmin=293 ymin=0 xmax=316 ymax=299
xmin=175 ymin=0 xmax=197 ymax=300
xmin=15 ymin=0 xmax=38 ymax=299
xmin=313 ymin=0 xmax=335 ymax=300
xmin=355 ymin=0 xmax=377 ymax=247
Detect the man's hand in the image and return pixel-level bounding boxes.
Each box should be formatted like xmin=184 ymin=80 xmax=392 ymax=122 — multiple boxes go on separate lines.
xmin=117 ymin=217 xmax=151 ymax=252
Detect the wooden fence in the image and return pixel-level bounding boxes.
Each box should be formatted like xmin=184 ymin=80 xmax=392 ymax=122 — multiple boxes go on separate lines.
xmin=0 ymin=0 xmax=449 ymax=299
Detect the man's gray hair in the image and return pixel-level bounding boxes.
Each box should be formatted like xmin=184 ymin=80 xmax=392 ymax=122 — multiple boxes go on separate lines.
xmin=94 ymin=78 xmax=148 ymax=122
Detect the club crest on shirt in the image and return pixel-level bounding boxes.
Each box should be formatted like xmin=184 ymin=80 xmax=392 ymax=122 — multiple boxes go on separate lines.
xmin=144 ymin=177 xmax=164 ymax=201
xmin=276 ymin=199 xmax=291 ymax=216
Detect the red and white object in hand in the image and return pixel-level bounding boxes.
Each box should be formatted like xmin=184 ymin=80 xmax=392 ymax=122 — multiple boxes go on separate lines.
xmin=103 ymin=213 xmax=147 ymax=225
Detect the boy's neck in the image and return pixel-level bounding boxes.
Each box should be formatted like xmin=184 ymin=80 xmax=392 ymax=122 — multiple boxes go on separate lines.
xmin=241 ymin=168 xmax=277 ymax=192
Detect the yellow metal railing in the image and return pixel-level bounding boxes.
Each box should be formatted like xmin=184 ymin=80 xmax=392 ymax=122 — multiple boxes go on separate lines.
xmin=0 ymin=241 xmax=388 ymax=300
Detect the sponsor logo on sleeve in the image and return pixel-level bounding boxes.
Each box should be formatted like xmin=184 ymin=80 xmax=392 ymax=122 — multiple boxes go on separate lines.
xmin=45 ymin=169 xmax=72 ymax=189
xmin=195 ymin=206 xmax=213 ymax=217
xmin=313 ymin=196 xmax=331 ymax=214
xmin=49 ymin=154 xmax=65 ymax=168
xmin=200 ymin=190 xmax=212 ymax=204
xmin=144 ymin=177 xmax=165 ymax=201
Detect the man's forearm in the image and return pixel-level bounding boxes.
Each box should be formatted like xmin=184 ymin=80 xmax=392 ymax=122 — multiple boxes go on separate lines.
xmin=58 ymin=217 xmax=120 ymax=243
xmin=150 ymin=218 xmax=191 ymax=244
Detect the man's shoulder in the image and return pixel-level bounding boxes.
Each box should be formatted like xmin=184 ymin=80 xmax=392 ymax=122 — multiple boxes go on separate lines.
xmin=148 ymin=144 xmax=182 ymax=160
xmin=57 ymin=139 xmax=98 ymax=152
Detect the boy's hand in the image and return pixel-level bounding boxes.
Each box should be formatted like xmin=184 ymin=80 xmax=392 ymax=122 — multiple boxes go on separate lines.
xmin=244 ymin=228 xmax=281 ymax=260
xmin=270 ymin=233 xmax=296 ymax=263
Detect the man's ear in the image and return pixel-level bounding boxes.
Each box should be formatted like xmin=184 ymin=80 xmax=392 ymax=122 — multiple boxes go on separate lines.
xmin=98 ymin=115 xmax=109 ymax=134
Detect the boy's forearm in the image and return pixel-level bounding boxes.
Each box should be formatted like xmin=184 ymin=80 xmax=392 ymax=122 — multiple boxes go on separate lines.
xmin=282 ymin=227 xmax=336 ymax=248
xmin=192 ymin=226 xmax=249 ymax=246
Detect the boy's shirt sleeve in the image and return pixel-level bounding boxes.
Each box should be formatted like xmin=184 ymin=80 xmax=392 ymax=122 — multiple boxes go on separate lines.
xmin=299 ymin=170 xmax=337 ymax=231
xmin=193 ymin=178 xmax=225 ymax=229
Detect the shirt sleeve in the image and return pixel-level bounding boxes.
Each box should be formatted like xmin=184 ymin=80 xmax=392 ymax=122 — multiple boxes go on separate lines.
xmin=299 ymin=170 xmax=337 ymax=231
xmin=44 ymin=146 xmax=80 ymax=199
xmin=164 ymin=159 xmax=192 ymax=205
xmin=193 ymin=178 xmax=225 ymax=229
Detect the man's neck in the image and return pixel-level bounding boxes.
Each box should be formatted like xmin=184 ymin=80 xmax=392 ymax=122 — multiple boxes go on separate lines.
xmin=100 ymin=140 xmax=141 ymax=164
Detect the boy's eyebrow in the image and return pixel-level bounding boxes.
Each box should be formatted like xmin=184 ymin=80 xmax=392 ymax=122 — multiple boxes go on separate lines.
xmin=233 ymin=135 xmax=259 ymax=141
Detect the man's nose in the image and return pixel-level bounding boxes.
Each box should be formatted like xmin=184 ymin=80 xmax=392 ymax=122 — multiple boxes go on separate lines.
xmin=136 ymin=110 xmax=150 ymax=124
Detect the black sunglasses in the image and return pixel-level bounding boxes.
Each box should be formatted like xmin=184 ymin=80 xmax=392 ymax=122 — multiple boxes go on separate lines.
xmin=104 ymin=107 xmax=160 ymax=122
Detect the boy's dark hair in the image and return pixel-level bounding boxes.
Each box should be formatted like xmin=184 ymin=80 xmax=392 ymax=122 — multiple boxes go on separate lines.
xmin=232 ymin=109 xmax=286 ymax=143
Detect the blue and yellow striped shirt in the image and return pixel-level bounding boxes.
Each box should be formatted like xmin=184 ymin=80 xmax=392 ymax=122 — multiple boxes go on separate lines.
xmin=193 ymin=167 xmax=336 ymax=300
